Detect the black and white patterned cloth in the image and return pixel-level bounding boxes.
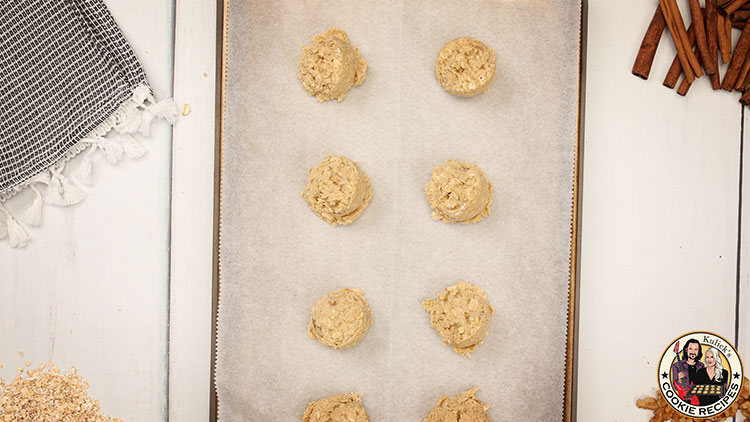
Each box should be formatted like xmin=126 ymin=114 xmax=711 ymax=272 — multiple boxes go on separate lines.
xmin=0 ymin=0 xmax=176 ymax=247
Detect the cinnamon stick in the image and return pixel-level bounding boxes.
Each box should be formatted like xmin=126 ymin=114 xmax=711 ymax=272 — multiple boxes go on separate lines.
xmin=718 ymin=13 xmax=732 ymax=63
xmin=678 ymin=43 xmax=701 ymax=95
xmin=723 ymin=22 xmax=750 ymax=89
xmin=734 ymin=19 xmax=748 ymax=29
xmin=707 ymin=0 xmax=722 ymax=88
xmin=633 ymin=5 xmax=667 ymax=79
xmin=665 ymin=23 xmax=697 ymax=88
xmin=740 ymin=89 xmax=750 ymax=105
xmin=741 ymin=68 xmax=750 ymax=90
xmin=666 ymin=0 xmax=704 ymax=77
xmin=736 ymin=50 xmax=750 ymax=89
xmin=660 ymin=0 xmax=698 ymax=83
xmin=724 ymin=0 xmax=750 ymax=15
xmin=690 ymin=0 xmax=715 ymax=74
xmin=734 ymin=10 xmax=750 ymax=20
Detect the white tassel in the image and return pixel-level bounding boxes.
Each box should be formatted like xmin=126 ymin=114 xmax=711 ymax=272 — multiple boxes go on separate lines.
xmin=0 ymin=204 xmax=28 ymax=248
xmin=75 ymin=147 xmax=97 ymax=186
xmin=7 ymin=216 xmax=29 ymax=248
xmin=115 ymin=106 xmax=143 ymax=134
xmin=138 ymin=98 xmax=179 ymax=136
xmin=47 ymin=170 xmax=86 ymax=206
xmin=45 ymin=173 xmax=66 ymax=206
xmin=121 ymin=134 xmax=147 ymax=160
xmin=58 ymin=175 xmax=86 ymax=206
xmin=22 ymin=185 xmax=44 ymax=226
xmin=0 ymin=221 xmax=7 ymax=239
xmin=152 ymin=98 xmax=179 ymax=124
xmin=97 ymin=138 xmax=124 ymax=164
xmin=137 ymin=110 xmax=156 ymax=136
xmin=131 ymin=85 xmax=151 ymax=105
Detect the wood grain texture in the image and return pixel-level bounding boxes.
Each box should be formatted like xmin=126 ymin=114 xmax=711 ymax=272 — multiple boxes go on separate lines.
xmin=168 ymin=0 xmax=217 ymax=420
xmin=0 ymin=1 xmax=174 ymax=421
xmin=578 ymin=0 xmax=741 ymax=420
xmin=3 ymin=0 xmax=750 ymax=421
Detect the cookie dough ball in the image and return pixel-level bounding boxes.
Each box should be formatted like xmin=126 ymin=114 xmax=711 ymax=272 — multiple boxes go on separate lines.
xmin=424 ymin=387 xmax=489 ymax=422
xmin=422 ymin=282 xmax=494 ymax=357
xmin=425 ymin=159 xmax=493 ymax=224
xmin=303 ymin=393 xmax=370 ymax=422
xmin=302 ymin=155 xmax=373 ymax=226
xmin=309 ymin=288 xmax=373 ymax=350
xmin=299 ymin=28 xmax=367 ymax=102
xmin=435 ymin=37 xmax=496 ymax=97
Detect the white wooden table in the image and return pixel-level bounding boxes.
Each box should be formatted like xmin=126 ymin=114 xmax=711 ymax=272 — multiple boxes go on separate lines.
xmin=0 ymin=1 xmax=748 ymax=421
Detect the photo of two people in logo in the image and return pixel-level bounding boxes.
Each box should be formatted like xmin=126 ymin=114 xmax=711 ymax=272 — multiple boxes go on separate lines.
xmin=671 ymin=338 xmax=729 ymax=405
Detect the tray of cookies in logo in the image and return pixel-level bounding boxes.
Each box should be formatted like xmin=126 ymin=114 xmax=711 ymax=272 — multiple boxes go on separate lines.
xmin=215 ymin=0 xmax=585 ymax=421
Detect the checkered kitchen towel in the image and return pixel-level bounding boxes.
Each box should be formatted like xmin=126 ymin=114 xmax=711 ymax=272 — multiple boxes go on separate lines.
xmin=0 ymin=0 xmax=177 ymax=248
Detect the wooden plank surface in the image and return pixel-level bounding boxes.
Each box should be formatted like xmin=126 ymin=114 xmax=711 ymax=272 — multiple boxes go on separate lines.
xmin=0 ymin=1 xmax=174 ymax=421
xmin=2 ymin=0 xmax=750 ymax=421
xmin=578 ymin=0 xmax=744 ymax=420
xmin=168 ymin=0 xmax=218 ymax=420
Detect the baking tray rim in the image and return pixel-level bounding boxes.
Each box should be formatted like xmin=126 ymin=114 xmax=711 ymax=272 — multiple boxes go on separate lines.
xmin=210 ymin=1 xmax=589 ymax=420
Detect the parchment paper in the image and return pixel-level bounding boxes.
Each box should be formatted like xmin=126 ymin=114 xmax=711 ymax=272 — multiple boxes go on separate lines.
xmin=217 ymin=1 xmax=582 ymax=420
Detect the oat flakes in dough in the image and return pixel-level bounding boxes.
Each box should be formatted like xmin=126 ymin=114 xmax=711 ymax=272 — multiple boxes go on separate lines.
xmin=298 ymin=28 xmax=367 ymax=102
xmin=425 ymin=159 xmax=493 ymax=224
xmin=302 ymin=155 xmax=373 ymax=226
xmin=309 ymin=288 xmax=372 ymax=350
xmin=436 ymin=37 xmax=496 ymax=97
xmin=303 ymin=392 xmax=370 ymax=422
xmin=422 ymin=282 xmax=494 ymax=357
xmin=424 ymin=387 xmax=490 ymax=422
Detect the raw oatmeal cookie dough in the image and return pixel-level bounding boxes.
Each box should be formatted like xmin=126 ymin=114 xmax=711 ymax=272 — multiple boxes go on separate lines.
xmin=424 ymin=387 xmax=490 ymax=422
xmin=435 ymin=37 xmax=496 ymax=97
xmin=425 ymin=159 xmax=493 ymax=224
xmin=309 ymin=288 xmax=372 ymax=350
xmin=302 ymin=155 xmax=373 ymax=226
xmin=422 ymin=282 xmax=494 ymax=357
xmin=298 ymin=28 xmax=367 ymax=102
xmin=303 ymin=393 xmax=370 ymax=422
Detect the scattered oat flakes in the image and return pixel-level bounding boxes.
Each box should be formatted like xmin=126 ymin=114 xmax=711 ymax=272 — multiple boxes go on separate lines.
xmin=181 ymin=103 xmax=191 ymax=116
xmin=18 ymin=351 xmax=23 ymax=357
xmin=0 ymin=362 xmax=123 ymax=422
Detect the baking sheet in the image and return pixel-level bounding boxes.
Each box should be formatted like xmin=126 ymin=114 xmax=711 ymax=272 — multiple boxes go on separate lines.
xmin=216 ymin=0 xmax=582 ymax=420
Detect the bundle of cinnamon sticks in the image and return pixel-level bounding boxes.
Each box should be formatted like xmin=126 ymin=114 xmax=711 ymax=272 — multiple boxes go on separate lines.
xmin=633 ymin=0 xmax=750 ymax=104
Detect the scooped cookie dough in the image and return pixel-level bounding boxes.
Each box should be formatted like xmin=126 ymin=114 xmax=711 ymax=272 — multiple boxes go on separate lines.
xmin=435 ymin=37 xmax=496 ymax=97
xmin=302 ymin=155 xmax=373 ymax=226
xmin=303 ymin=393 xmax=370 ymax=422
xmin=425 ymin=159 xmax=493 ymax=224
xmin=309 ymin=288 xmax=372 ymax=350
xmin=298 ymin=28 xmax=367 ymax=102
xmin=424 ymin=387 xmax=489 ymax=422
xmin=422 ymin=282 xmax=494 ymax=357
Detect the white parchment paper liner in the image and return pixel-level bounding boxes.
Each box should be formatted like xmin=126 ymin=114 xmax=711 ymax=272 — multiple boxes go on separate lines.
xmin=217 ymin=0 xmax=582 ymax=420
